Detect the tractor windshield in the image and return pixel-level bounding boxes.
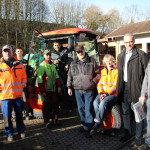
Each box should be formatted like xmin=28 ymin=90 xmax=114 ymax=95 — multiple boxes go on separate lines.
xmin=25 ymin=28 xmax=101 ymax=85
xmin=24 ymin=32 xmax=46 ymax=85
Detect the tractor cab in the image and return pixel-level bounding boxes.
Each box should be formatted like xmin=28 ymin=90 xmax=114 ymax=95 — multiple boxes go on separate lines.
xmin=31 ymin=28 xmax=100 ymax=66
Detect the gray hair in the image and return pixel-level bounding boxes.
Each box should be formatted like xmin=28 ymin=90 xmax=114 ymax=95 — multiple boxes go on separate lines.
xmin=124 ymin=33 xmax=135 ymax=41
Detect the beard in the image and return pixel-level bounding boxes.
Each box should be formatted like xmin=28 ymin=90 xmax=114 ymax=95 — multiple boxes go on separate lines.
xmin=78 ymin=54 xmax=85 ymax=60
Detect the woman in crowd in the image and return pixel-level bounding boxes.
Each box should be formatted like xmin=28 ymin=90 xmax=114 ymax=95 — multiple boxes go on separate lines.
xmin=90 ymin=54 xmax=118 ymax=135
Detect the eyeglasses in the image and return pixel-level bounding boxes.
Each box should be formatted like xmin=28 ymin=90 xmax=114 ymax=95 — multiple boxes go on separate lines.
xmin=77 ymin=51 xmax=83 ymax=54
xmin=124 ymin=41 xmax=133 ymax=44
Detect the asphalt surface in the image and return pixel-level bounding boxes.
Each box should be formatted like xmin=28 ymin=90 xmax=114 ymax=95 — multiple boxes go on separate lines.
xmin=0 ymin=108 xmax=144 ymax=150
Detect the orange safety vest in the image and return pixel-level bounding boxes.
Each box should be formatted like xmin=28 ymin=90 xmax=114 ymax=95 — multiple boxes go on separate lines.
xmin=0 ymin=56 xmax=27 ymax=100
xmin=97 ymin=67 xmax=118 ymax=96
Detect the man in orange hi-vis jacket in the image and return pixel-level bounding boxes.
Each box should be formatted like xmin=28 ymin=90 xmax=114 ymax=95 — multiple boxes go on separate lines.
xmin=0 ymin=45 xmax=27 ymax=142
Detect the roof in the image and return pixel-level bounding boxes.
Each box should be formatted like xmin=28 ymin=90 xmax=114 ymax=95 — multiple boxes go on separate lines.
xmin=38 ymin=28 xmax=97 ymax=38
xmin=106 ymin=20 xmax=150 ymax=38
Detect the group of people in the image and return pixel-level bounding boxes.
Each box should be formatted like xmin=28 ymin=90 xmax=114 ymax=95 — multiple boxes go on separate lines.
xmin=38 ymin=40 xmax=73 ymax=128
xmin=0 ymin=33 xmax=150 ymax=150
xmin=0 ymin=40 xmax=72 ymax=141
xmin=67 ymin=45 xmax=118 ymax=139
xmin=67 ymin=33 xmax=150 ymax=150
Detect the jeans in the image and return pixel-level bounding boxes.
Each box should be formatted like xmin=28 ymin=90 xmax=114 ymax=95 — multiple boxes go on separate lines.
xmin=145 ymin=98 xmax=150 ymax=147
xmin=121 ymin=83 xmax=143 ymax=139
xmin=93 ymin=94 xmax=117 ymax=123
xmin=75 ymin=90 xmax=94 ymax=131
xmin=1 ymin=98 xmax=25 ymax=137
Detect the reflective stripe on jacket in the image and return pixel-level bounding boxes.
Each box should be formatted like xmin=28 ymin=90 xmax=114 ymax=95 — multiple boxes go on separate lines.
xmin=97 ymin=67 xmax=118 ymax=96
xmin=0 ymin=57 xmax=27 ymax=100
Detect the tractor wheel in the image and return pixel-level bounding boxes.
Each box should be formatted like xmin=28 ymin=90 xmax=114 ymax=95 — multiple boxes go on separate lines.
xmin=28 ymin=86 xmax=43 ymax=119
xmin=103 ymin=104 xmax=122 ymax=134
xmin=33 ymin=109 xmax=43 ymax=119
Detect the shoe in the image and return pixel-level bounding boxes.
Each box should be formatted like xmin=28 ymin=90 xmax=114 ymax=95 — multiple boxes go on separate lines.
xmin=85 ymin=131 xmax=92 ymax=138
xmin=120 ymin=134 xmax=132 ymax=142
xmin=54 ymin=121 xmax=63 ymax=127
xmin=7 ymin=136 xmax=14 ymax=142
xmin=135 ymin=138 xmax=143 ymax=147
xmin=97 ymin=123 xmax=105 ymax=134
xmin=18 ymin=132 xmax=26 ymax=139
xmin=142 ymin=143 xmax=150 ymax=150
xmin=25 ymin=116 xmax=30 ymax=120
xmin=11 ymin=115 xmax=16 ymax=121
xmin=90 ymin=123 xmax=100 ymax=135
xmin=46 ymin=122 xmax=53 ymax=129
xmin=79 ymin=127 xmax=86 ymax=133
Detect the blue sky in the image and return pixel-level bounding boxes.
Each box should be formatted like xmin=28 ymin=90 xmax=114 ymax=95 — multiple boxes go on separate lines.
xmin=85 ymin=0 xmax=149 ymax=14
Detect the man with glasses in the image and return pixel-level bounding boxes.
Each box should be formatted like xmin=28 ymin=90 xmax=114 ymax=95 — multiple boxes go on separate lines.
xmin=67 ymin=45 xmax=99 ymax=138
xmin=116 ymin=33 xmax=149 ymax=147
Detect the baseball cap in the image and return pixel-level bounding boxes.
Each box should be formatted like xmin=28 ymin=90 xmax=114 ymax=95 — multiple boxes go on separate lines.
xmin=75 ymin=45 xmax=84 ymax=52
xmin=2 ymin=45 xmax=12 ymax=51
xmin=43 ymin=50 xmax=51 ymax=55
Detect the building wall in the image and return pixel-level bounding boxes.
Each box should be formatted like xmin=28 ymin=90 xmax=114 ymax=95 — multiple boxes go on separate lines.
xmin=101 ymin=33 xmax=150 ymax=62
xmin=107 ymin=33 xmax=150 ymax=61
xmin=117 ymin=34 xmax=150 ymax=53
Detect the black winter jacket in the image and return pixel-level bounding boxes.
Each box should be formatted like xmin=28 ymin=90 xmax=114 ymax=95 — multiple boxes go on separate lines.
xmin=51 ymin=48 xmax=73 ymax=71
xmin=116 ymin=47 xmax=149 ymax=102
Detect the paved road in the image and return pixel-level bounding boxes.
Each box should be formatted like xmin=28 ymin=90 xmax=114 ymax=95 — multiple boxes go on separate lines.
xmin=0 ymin=109 xmax=142 ymax=150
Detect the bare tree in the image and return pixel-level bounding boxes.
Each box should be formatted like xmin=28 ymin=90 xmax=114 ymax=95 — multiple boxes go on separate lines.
xmin=48 ymin=0 xmax=85 ymax=28
xmin=2 ymin=0 xmax=12 ymax=44
xmin=106 ymin=8 xmax=123 ymax=33
xmin=82 ymin=6 xmax=123 ymax=38
xmin=121 ymin=4 xmax=142 ymax=24
xmin=82 ymin=5 xmax=103 ymax=31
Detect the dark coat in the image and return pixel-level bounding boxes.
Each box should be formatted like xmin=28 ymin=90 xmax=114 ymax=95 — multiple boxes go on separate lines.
xmin=116 ymin=47 xmax=149 ymax=102
xmin=51 ymin=48 xmax=73 ymax=71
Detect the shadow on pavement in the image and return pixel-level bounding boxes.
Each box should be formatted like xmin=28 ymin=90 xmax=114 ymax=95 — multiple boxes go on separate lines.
xmin=0 ymin=109 xmax=131 ymax=150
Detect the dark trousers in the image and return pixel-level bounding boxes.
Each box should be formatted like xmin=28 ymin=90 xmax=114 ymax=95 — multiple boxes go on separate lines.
xmin=42 ymin=91 xmax=59 ymax=124
xmin=121 ymin=83 xmax=143 ymax=139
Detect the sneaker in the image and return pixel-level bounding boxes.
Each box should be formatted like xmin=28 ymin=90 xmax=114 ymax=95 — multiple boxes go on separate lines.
xmin=90 ymin=123 xmax=100 ymax=135
xmin=79 ymin=127 xmax=86 ymax=133
xmin=46 ymin=122 xmax=53 ymax=129
xmin=25 ymin=116 xmax=30 ymax=120
xmin=18 ymin=132 xmax=26 ymax=139
xmin=7 ymin=136 xmax=14 ymax=142
xmin=142 ymin=143 xmax=150 ymax=150
xmin=54 ymin=121 xmax=63 ymax=127
xmin=135 ymin=138 xmax=143 ymax=147
xmin=97 ymin=123 xmax=105 ymax=133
